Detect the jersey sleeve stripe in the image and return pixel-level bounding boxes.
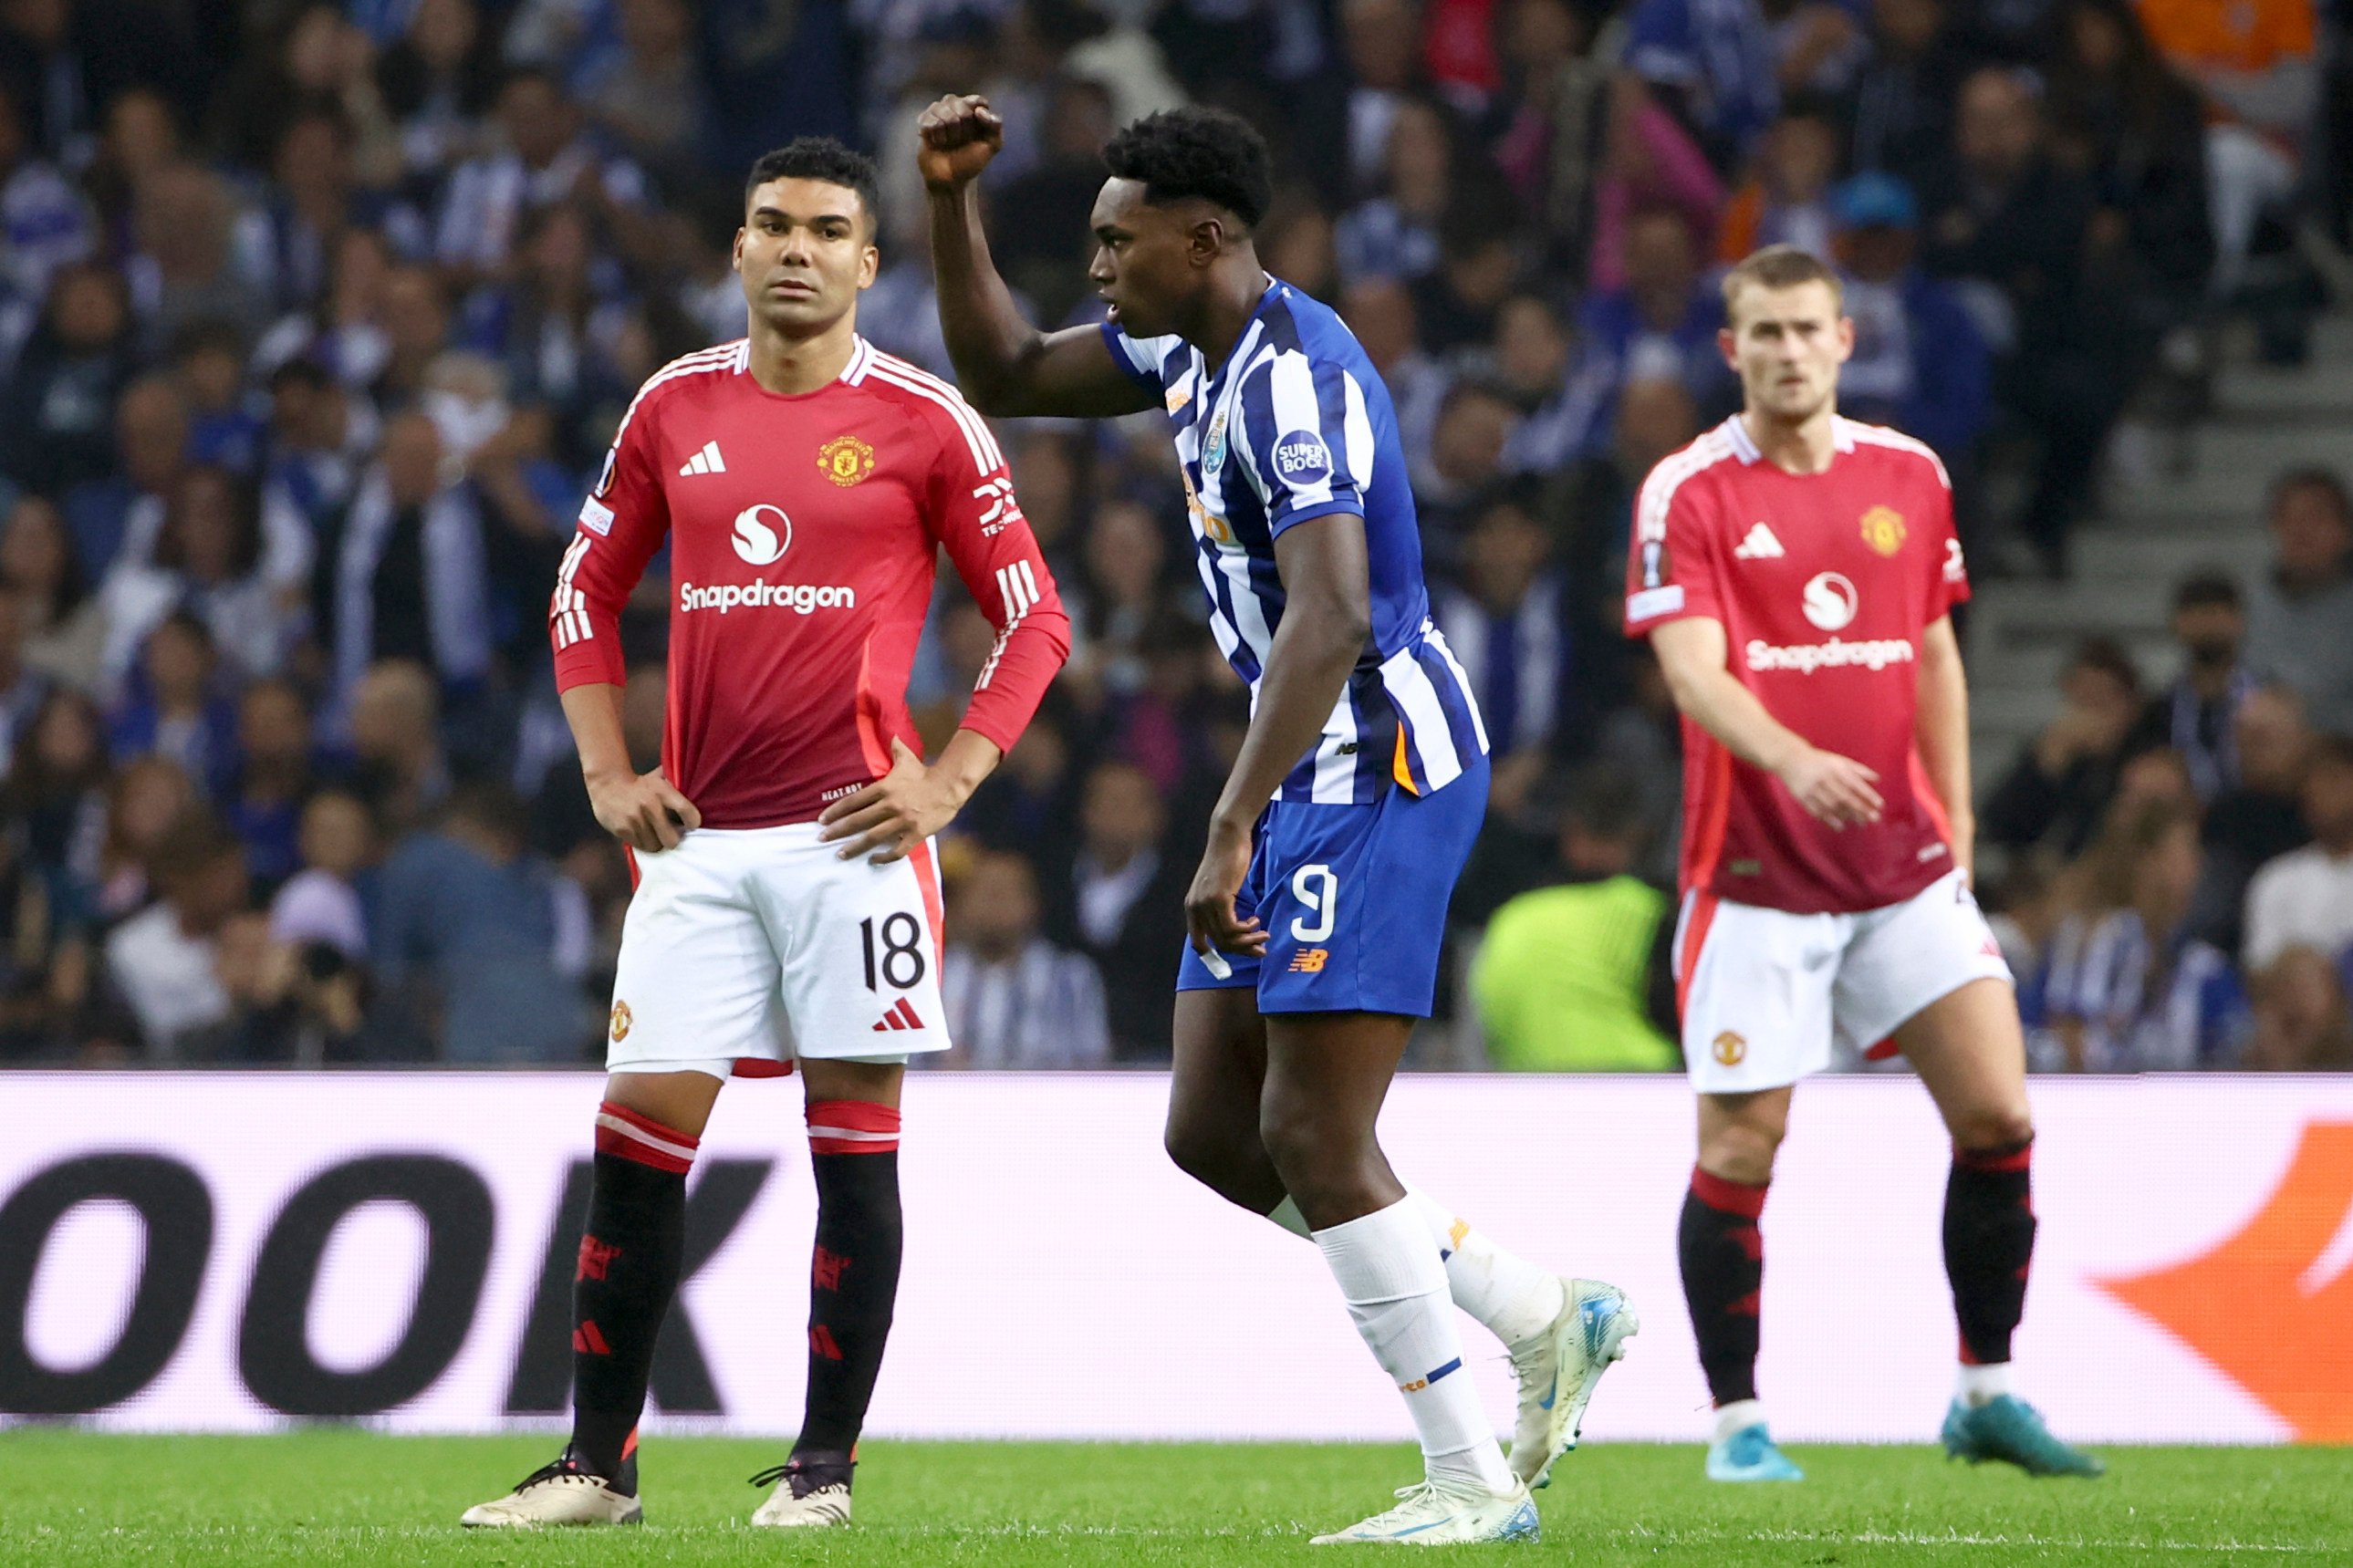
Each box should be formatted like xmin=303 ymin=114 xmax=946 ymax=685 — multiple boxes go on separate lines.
xmin=552 ymin=533 xmax=593 ymax=649
xmin=1262 ymin=348 xmax=1340 ymax=511
xmin=1840 ymin=419 xmax=1953 ymax=490
xmin=1634 ymin=429 xmax=1737 ymax=545
xmin=604 ymin=340 xmax=744 ymax=460
xmin=869 ymin=355 xmax=1003 ymax=472
xmin=974 ymin=560 xmax=1037 ymax=691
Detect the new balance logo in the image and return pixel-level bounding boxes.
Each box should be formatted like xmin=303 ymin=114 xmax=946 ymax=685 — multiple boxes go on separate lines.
xmin=678 ymin=440 xmax=726 ymax=476
xmin=1734 ymin=522 xmax=1785 ymax=559
xmin=871 ymin=998 xmax=924 ymax=1033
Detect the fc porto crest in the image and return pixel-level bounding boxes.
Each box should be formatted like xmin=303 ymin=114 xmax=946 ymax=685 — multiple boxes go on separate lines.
xmin=818 ymin=434 xmax=877 ymax=487
xmin=1201 ymin=412 xmax=1228 ymax=476
xmin=1860 ymin=504 xmax=1907 ymax=556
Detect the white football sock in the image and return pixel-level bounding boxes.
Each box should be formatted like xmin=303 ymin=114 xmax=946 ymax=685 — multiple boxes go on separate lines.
xmin=1713 ymin=1398 xmax=1767 ymax=1444
xmin=1957 ymin=1362 xmax=2012 ymax=1407
xmin=1265 ymin=1191 xmax=1565 ymax=1350
xmin=1409 ymin=1191 xmax=1565 ymax=1349
xmin=1314 ymin=1196 xmax=1515 ymax=1493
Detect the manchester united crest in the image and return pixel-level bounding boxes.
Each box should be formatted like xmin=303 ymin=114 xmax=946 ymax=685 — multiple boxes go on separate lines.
xmin=609 ymin=1000 xmax=633 ymax=1043
xmin=817 ymin=434 xmax=877 ymax=487
xmin=1860 ymin=505 xmax=1907 ymax=556
xmin=1713 ymin=1030 xmax=1747 ymax=1066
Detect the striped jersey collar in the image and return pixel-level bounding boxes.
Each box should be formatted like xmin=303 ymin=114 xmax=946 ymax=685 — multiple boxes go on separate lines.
xmin=1722 ymin=412 xmax=1858 ymax=465
xmin=708 ymin=337 xmax=876 ymax=384
xmin=1196 ymin=277 xmax=1285 ymax=389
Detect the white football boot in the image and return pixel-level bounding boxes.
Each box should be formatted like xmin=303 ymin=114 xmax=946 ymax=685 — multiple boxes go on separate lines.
xmin=1507 ymin=1278 xmax=1640 ymax=1489
xmin=1309 ymin=1475 xmax=1540 ymax=1545
xmin=748 ymin=1460 xmax=855 ymax=1528
xmin=459 ymin=1449 xmax=642 ymax=1528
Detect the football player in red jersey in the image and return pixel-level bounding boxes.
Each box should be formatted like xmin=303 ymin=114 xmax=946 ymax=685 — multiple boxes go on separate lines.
xmin=461 ymin=139 xmax=1069 ymax=1531
xmin=1625 ymin=245 xmax=2100 ymax=1481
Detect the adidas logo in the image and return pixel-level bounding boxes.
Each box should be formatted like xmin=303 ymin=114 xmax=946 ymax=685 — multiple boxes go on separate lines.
xmin=679 ymin=440 xmax=726 ymax=477
xmin=1733 ymin=521 xmax=1785 ymax=559
xmin=870 ymin=998 xmax=924 ymax=1033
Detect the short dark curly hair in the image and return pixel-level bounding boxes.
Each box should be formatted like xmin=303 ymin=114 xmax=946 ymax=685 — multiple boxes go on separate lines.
xmin=744 ymin=138 xmax=881 ymax=229
xmin=1101 ymin=108 xmax=1273 ymax=229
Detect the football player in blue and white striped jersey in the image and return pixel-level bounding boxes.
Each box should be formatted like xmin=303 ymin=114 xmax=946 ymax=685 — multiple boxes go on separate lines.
xmin=921 ymin=97 xmax=1634 ymax=1543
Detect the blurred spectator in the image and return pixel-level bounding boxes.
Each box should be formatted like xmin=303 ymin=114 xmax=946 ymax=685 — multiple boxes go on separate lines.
xmin=577 ymin=0 xmax=710 ymax=183
xmin=1827 ymin=172 xmax=1991 ymax=474
xmin=992 ymin=75 xmax=1122 ymax=325
xmin=1341 ymin=276 xmax=1449 ymax=492
xmin=270 ymin=787 xmax=373 ymax=962
xmin=1258 ymin=192 xmax=1338 ymax=303
xmin=0 ymin=0 xmax=194 ymax=169
xmin=379 ymin=0 xmax=503 ymax=191
xmin=1848 ymin=0 xmax=1981 ymax=187
xmin=1920 ymin=65 xmax=2116 ymax=575
xmin=1415 ymin=379 xmax=1519 ymax=541
xmin=0 ymin=589 xmax=47 ymax=774
xmin=126 ymin=164 xmax=271 ymax=352
xmin=99 ymin=807 xmax=249 ymax=1056
xmin=1432 ymin=490 xmax=1593 ymax=815
xmin=1470 ymin=766 xmax=1679 ymax=1070
xmin=63 ymin=372 xmax=187 ymax=587
xmin=1983 ymin=636 xmax=2142 ymax=859
xmin=0 ymin=76 xmax=91 ymax=304
xmin=94 ymin=753 xmax=192 ymax=920
xmin=1336 ymin=95 xmax=1454 ymax=285
xmin=1411 ymin=192 xmax=1525 ymax=355
xmin=106 ymin=611 xmax=239 ymax=798
xmin=2243 ymin=946 xmax=2353 ymax=1070
xmin=332 ymin=410 xmax=491 ymax=703
xmin=2203 ymin=683 xmax=2314 ymax=895
xmin=2242 ymin=734 xmax=2353 ymax=978
xmin=224 ymin=678 xmax=319 ymax=893
xmin=2138 ymin=0 xmax=2317 ymax=310
xmin=172 ymin=320 xmax=267 ymax=475
xmin=1619 ymin=0 xmax=1777 ymax=179
xmin=939 ymin=849 xmax=1110 ymax=1068
xmin=1336 ymin=0 xmax=1426 ymax=192
xmin=2128 ymin=570 xmax=2254 ymax=801
xmin=1557 ymin=370 xmax=1699 ymax=558
xmin=2043 ymin=796 xmax=2247 ymax=1071
xmin=1715 ymin=99 xmax=1839 ymax=265
xmin=99 ymin=465 xmax=297 ymax=689
xmin=372 ymin=779 xmax=591 ymax=1062
xmin=1061 ymin=758 xmax=1186 ymax=1061
xmin=0 ymin=261 xmax=134 ymax=497
xmin=434 ymin=68 xmax=648 ymax=285
xmin=346 ymin=659 xmax=451 ymax=836
xmin=5 ymin=687 xmax=106 ymax=901
xmin=2242 ymin=468 xmax=2353 ymax=734
xmin=1572 ymin=206 xmax=1726 ymax=458
xmin=260 ymin=358 xmax=379 ymax=582
xmin=4 ymin=493 xmax=104 ymax=691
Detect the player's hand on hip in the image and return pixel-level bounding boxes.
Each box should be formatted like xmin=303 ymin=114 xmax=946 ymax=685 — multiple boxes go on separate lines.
xmin=1184 ymin=817 xmax=1266 ymax=961
xmin=818 ymin=737 xmax=955 ymax=865
xmin=588 ymin=767 xmax=702 ymax=853
xmin=1776 ymin=745 xmax=1883 ymax=828
xmin=917 ymin=94 xmax=1004 ymax=190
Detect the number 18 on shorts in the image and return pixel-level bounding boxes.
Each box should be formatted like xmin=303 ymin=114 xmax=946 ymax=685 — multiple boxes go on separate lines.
xmin=606 ymin=823 xmax=950 ymax=1076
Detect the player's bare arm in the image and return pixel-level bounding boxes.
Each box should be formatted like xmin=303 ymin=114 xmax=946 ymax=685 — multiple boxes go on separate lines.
xmin=1650 ymin=616 xmax=1883 ymax=828
xmin=1186 ymin=512 xmax=1373 ymax=960
xmin=1914 ymin=614 xmax=1975 ymax=881
xmin=818 ymin=730 xmax=1005 ymax=864
xmin=920 ymin=94 xmax=1158 ymax=420
xmin=559 ymin=681 xmax=702 ymax=851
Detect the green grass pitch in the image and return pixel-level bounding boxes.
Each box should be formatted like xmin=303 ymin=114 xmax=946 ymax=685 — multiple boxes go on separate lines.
xmin=3 ymin=1431 xmax=2347 ymax=1564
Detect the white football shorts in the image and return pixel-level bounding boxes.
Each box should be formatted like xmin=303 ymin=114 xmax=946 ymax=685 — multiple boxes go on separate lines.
xmin=605 ymin=823 xmax=950 ymax=1078
xmin=1671 ymin=868 xmax=2013 ymax=1094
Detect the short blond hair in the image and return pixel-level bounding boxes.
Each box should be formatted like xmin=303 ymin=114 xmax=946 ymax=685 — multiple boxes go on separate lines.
xmin=1721 ymin=244 xmax=1844 ymax=327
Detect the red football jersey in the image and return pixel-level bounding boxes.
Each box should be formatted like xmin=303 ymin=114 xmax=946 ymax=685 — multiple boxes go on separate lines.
xmin=551 ymin=337 xmax=1070 ymax=828
xmin=1623 ymin=414 xmax=1969 ymax=914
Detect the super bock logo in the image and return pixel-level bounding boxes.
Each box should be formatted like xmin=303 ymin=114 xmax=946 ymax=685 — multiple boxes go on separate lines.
xmin=1272 ymin=430 xmax=1333 ymax=486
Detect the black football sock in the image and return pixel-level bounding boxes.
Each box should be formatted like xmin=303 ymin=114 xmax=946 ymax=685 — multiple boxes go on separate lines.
xmin=569 ymin=1102 xmax=697 ymax=1490
xmin=790 ymin=1099 xmax=904 ymax=1466
xmin=1945 ymin=1137 xmax=2035 ymax=1369
xmin=1679 ymin=1167 xmax=1768 ymax=1408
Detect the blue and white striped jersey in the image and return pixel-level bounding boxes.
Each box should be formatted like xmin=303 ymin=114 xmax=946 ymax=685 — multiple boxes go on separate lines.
xmin=1100 ymin=279 xmax=1489 ymax=805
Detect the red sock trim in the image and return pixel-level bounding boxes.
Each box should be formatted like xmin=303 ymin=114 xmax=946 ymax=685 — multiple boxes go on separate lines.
xmin=593 ymin=1101 xmax=700 ymax=1173
xmin=807 ymin=1098 xmax=901 ymax=1156
xmin=1954 ymin=1137 xmax=2034 ymax=1174
xmin=1691 ymin=1166 xmax=1769 ymax=1219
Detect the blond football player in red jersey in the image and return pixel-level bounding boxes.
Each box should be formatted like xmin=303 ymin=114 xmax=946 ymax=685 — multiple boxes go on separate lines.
xmin=1625 ymin=245 xmax=2100 ymax=1482
xmin=461 ymin=140 xmax=1069 ymax=1531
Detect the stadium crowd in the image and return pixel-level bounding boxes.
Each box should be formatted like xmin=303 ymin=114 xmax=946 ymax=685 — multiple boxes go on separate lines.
xmin=1 ymin=0 xmax=2348 ymax=1071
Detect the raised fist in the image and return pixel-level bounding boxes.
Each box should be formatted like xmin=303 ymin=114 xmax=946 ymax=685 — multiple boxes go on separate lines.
xmin=918 ymin=94 xmax=1005 ymax=191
